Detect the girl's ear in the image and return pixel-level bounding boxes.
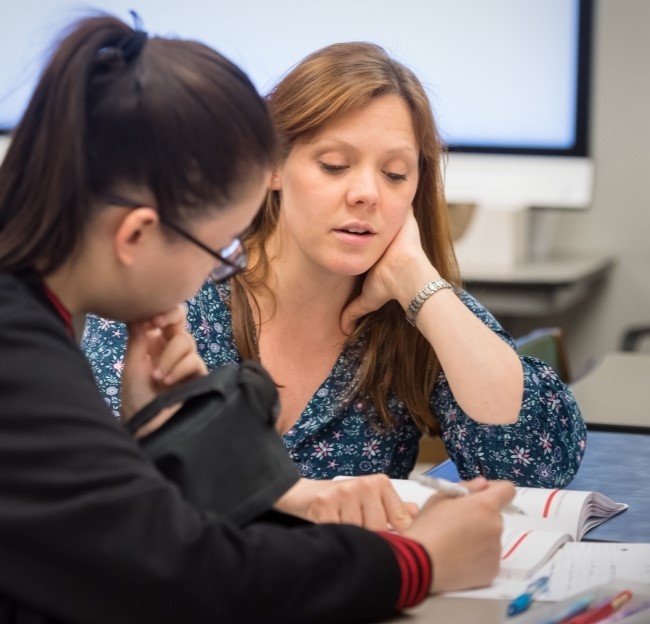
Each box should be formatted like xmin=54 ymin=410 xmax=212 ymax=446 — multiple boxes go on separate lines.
xmin=269 ymin=167 xmax=283 ymax=191
xmin=113 ymin=207 xmax=160 ymax=266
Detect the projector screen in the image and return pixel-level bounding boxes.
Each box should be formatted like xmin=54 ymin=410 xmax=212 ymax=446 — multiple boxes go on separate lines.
xmin=0 ymin=0 xmax=594 ymax=210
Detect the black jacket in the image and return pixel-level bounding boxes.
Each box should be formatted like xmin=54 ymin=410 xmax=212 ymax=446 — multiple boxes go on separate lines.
xmin=0 ymin=272 xmax=400 ymax=624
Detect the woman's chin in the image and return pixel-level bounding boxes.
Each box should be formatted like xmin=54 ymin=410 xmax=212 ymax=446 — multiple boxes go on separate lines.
xmin=322 ymin=254 xmax=380 ymax=278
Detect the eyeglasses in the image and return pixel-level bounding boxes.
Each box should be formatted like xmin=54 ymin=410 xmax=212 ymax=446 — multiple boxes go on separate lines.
xmin=101 ymin=194 xmax=247 ymax=283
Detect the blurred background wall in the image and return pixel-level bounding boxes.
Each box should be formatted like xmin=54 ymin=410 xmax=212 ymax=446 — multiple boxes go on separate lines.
xmin=509 ymin=0 xmax=650 ymax=375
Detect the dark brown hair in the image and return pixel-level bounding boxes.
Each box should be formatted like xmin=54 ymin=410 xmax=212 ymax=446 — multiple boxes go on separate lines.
xmin=0 ymin=13 xmax=277 ymax=275
xmin=232 ymin=42 xmax=460 ymax=435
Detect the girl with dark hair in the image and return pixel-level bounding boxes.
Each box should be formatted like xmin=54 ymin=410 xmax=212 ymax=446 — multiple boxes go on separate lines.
xmin=0 ymin=13 xmax=515 ymax=624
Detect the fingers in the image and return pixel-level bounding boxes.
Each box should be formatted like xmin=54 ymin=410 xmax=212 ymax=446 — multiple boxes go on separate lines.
xmin=482 ymin=479 xmax=517 ymax=510
xmin=276 ymin=476 xmax=415 ymax=532
xmin=125 ymin=305 xmax=186 ymax=365
xmin=340 ymin=298 xmax=368 ymax=335
xmin=124 ymin=319 xmax=153 ymax=362
xmin=460 ymin=476 xmax=489 ymax=493
xmin=452 ymin=477 xmax=515 ymax=509
xmin=122 ymin=306 xmax=206 ymax=421
xmin=134 ymin=305 xmax=207 ymax=386
xmin=406 ymin=490 xmax=507 ymax=593
xmin=307 ymin=475 xmax=415 ymax=533
xmin=148 ymin=304 xmax=187 ymax=334
xmin=149 ymin=329 xmax=207 ymax=385
xmin=380 ymin=480 xmax=418 ymax=533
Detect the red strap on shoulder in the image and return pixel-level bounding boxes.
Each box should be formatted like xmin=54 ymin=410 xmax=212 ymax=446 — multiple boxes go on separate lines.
xmin=42 ymin=285 xmax=74 ymax=337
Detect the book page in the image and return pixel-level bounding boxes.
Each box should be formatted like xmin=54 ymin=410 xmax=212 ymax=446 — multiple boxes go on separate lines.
xmin=503 ymin=488 xmax=592 ymax=539
xmin=499 ymin=527 xmax=573 ymax=580
xmin=543 ymin=542 xmax=650 ymax=599
xmin=501 ymin=487 xmax=627 ymax=540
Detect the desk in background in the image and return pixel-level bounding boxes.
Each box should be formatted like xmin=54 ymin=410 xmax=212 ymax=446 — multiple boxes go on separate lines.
xmin=460 ymin=252 xmax=615 ymax=318
xmin=570 ymin=351 xmax=650 ymax=431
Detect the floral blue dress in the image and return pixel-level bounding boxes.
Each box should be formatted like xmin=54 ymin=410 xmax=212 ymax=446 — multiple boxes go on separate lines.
xmin=81 ymin=280 xmax=586 ymax=486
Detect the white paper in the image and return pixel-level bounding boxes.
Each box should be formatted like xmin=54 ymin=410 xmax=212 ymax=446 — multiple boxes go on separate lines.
xmin=542 ymin=542 xmax=650 ymax=600
xmin=444 ymin=543 xmax=650 ymax=601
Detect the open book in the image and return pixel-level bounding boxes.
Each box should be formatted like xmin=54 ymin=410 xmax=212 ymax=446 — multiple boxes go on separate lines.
xmin=384 ymin=478 xmax=628 ymax=581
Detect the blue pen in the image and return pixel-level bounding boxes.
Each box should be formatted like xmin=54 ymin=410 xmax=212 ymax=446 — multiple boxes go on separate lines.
xmin=542 ymin=594 xmax=595 ymax=624
xmin=507 ymin=576 xmax=550 ymax=617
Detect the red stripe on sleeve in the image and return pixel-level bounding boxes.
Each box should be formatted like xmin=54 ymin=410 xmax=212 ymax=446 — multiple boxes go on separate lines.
xmin=378 ymin=531 xmax=432 ymax=611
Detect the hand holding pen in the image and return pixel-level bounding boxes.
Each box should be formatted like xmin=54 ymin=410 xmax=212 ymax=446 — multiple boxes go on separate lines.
xmin=403 ymin=477 xmax=516 ymax=593
xmin=411 ymin=473 xmax=526 ymax=515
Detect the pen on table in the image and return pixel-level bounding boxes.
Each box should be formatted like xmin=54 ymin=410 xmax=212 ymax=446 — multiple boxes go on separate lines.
xmin=541 ymin=594 xmax=596 ymax=624
xmin=561 ymin=590 xmax=633 ymax=624
xmin=507 ymin=575 xmax=550 ymax=617
xmin=411 ymin=473 xmax=526 ymax=515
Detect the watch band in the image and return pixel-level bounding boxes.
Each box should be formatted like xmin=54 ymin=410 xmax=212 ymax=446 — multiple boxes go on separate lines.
xmin=405 ymin=278 xmax=452 ymax=326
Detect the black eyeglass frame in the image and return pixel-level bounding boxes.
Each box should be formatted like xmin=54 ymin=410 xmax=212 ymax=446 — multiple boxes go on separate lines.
xmin=100 ymin=194 xmax=247 ymax=282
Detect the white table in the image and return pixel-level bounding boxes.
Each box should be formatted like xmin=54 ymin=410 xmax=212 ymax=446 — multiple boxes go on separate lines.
xmin=570 ymin=351 xmax=650 ymax=430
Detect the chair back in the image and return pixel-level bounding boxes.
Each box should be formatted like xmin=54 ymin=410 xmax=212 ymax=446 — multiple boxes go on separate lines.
xmin=515 ymin=327 xmax=571 ymax=383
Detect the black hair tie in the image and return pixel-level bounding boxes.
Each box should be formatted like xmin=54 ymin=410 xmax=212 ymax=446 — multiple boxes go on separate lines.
xmin=119 ymin=29 xmax=147 ymax=63
xmin=118 ymin=10 xmax=147 ymax=62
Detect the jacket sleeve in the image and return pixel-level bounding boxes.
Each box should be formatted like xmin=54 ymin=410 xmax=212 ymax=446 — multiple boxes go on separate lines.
xmin=432 ymin=290 xmax=587 ymax=488
xmin=0 ymin=291 xmax=401 ymax=624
